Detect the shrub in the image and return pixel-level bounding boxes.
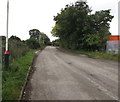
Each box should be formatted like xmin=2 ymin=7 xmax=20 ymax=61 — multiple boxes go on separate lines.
xmin=26 ymin=38 xmax=40 ymax=49
xmin=9 ymin=40 xmax=29 ymax=62
xmin=2 ymin=40 xmax=29 ymax=64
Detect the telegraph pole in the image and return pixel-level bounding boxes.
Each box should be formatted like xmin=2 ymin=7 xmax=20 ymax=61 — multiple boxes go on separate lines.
xmin=4 ymin=0 xmax=9 ymax=68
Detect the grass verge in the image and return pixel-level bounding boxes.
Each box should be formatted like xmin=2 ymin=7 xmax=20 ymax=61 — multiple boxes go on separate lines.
xmin=61 ymin=48 xmax=119 ymax=61
xmin=2 ymin=51 xmax=35 ymax=100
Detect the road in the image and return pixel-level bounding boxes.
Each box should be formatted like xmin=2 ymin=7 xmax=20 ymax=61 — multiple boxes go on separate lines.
xmin=23 ymin=46 xmax=118 ymax=100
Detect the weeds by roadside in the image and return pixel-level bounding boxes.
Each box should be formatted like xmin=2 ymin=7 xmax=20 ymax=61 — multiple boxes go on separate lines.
xmin=2 ymin=51 xmax=35 ymax=100
xmin=61 ymin=48 xmax=119 ymax=61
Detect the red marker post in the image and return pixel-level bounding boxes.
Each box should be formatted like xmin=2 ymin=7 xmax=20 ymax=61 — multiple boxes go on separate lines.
xmin=4 ymin=0 xmax=9 ymax=68
xmin=4 ymin=51 xmax=9 ymax=68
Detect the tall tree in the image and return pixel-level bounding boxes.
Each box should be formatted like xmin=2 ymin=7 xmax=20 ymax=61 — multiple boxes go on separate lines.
xmin=52 ymin=1 xmax=92 ymax=49
xmin=39 ymin=33 xmax=50 ymax=45
xmin=29 ymin=29 xmax=41 ymax=40
xmin=52 ymin=1 xmax=113 ymax=51
xmin=83 ymin=10 xmax=113 ymax=51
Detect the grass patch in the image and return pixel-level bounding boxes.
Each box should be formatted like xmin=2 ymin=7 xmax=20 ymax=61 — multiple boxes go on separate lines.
xmin=2 ymin=51 xmax=35 ymax=100
xmin=65 ymin=48 xmax=119 ymax=61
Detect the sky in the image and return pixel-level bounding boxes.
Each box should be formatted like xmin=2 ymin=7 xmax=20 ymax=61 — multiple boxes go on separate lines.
xmin=0 ymin=0 xmax=119 ymax=41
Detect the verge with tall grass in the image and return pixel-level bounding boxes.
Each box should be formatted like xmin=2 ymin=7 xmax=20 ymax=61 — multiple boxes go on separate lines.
xmin=2 ymin=51 xmax=35 ymax=100
xmin=60 ymin=47 xmax=119 ymax=61
xmin=2 ymin=39 xmax=36 ymax=100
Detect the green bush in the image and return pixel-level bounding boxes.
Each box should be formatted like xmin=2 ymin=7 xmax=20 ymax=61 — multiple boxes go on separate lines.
xmin=26 ymin=38 xmax=40 ymax=49
xmin=8 ymin=40 xmax=29 ymax=63
xmin=2 ymin=40 xmax=30 ymax=65
xmin=2 ymin=37 xmax=36 ymax=100
xmin=2 ymin=51 xmax=35 ymax=100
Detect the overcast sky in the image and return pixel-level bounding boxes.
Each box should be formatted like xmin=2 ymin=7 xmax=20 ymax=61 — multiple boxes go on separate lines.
xmin=0 ymin=0 xmax=119 ymax=41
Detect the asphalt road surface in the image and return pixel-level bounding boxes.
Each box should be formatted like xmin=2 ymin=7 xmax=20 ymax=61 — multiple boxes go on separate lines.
xmin=24 ymin=46 xmax=118 ymax=100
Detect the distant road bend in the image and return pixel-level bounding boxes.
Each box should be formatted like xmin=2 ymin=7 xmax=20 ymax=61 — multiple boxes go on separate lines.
xmin=24 ymin=46 xmax=118 ymax=100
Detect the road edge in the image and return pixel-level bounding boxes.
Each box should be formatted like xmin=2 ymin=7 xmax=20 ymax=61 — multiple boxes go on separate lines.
xmin=57 ymin=47 xmax=118 ymax=62
xmin=18 ymin=50 xmax=40 ymax=101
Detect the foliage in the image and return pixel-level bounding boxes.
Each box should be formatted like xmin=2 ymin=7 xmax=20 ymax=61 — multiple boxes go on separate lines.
xmin=39 ymin=33 xmax=51 ymax=45
xmin=29 ymin=29 xmax=50 ymax=46
xmin=52 ymin=39 xmax=60 ymax=46
xmin=52 ymin=1 xmax=114 ymax=51
xmin=29 ymin=29 xmax=41 ymax=40
xmin=9 ymin=40 xmax=29 ymax=61
xmin=66 ymin=48 xmax=119 ymax=61
xmin=2 ymin=38 xmax=29 ymax=64
xmin=26 ymin=38 xmax=40 ymax=49
xmin=9 ymin=35 xmax=21 ymax=41
xmin=2 ymin=35 xmax=36 ymax=100
xmin=2 ymin=51 xmax=34 ymax=100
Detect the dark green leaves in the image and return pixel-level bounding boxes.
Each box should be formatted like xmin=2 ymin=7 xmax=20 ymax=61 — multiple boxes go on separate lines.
xmin=51 ymin=1 xmax=114 ymax=51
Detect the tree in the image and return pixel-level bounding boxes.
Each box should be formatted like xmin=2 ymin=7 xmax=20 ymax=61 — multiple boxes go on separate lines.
xmin=52 ymin=1 xmax=114 ymax=51
xmin=39 ymin=33 xmax=50 ymax=45
xmin=52 ymin=39 xmax=60 ymax=46
xmin=26 ymin=38 xmax=40 ymax=49
xmin=93 ymin=10 xmax=113 ymax=51
xmin=82 ymin=10 xmax=113 ymax=51
xmin=29 ymin=29 xmax=41 ymax=40
xmin=9 ymin=35 xmax=21 ymax=41
xmin=52 ymin=1 xmax=92 ymax=49
xmin=28 ymin=29 xmax=50 ymax=48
